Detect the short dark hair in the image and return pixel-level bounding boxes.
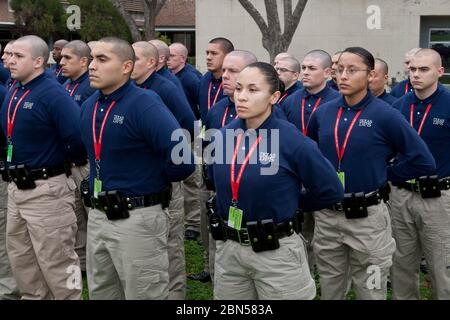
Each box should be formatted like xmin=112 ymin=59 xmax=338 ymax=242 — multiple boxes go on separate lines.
xmin=342 ymin=47 xmax=375 ymax=71
xmin=209 ymin=37 xmax=234 ymax=54
xmin=64 ymin=40 xmax=91 ymax=59
xmin=98 ymin=37 xmax=135 ymax=63
xmin=246 ymin=62 xmax=284 ymax=95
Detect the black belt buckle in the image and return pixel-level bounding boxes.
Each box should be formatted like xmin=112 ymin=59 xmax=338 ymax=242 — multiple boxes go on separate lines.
xmin=418 ymin=175 xmax=441 ymax=199
xmin=8 ymin=165 xmax=36 ymax=190
xmin=209 ymin=212 xmax=225 ymax=241
xmin=98 ymin=190 xmax=130 ymax=220
xmin=80 ymin=178 xmax=92 ymax=208
xmin=343 ymin=192 xmax=368 ymax=219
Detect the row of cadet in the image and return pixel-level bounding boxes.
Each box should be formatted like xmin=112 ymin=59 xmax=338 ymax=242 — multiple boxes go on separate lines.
xmin=0 ymin=35 xmax=448 ymax=300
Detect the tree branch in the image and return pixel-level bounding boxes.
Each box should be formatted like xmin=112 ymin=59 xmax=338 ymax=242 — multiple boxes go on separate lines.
xmin=265 ymin=0 xmax=281 ymax=36
xmin=155 ymin=0 xmax=167 ymax=16
xmin=238 ymin=0 xmax=268 ymax=35
xmin=110 ymin=0 xmax=142 ymax=42
xmin=283 ymin=0 xmax=307 ymax=44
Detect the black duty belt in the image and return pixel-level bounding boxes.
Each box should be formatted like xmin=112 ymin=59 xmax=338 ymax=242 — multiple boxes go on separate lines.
xmin=90 ymin=192 xmax=168 ymax=211
xmin=392 ymin=176 xmax=450 ymax=195
xmin=1 ymin=163 xmax=71 ymax=189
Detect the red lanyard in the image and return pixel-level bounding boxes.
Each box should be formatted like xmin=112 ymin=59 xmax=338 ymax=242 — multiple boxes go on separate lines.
xmin=56 ymin=67 xmax=62 ymax=77
xmin=8 ymin=80 xmax=17 ymax=92
xmin=334 ymin=107 xmax=363 ymax=170
xmin=278 ymin=92 xmax=289 ymax=103
xmin=207 ymin=81 xmax=222 ymax=110
xmin=301 ymin=97 xmax=322 ymax=135
xmin=230 ymin=133 xmax=262 ymax=204
xmin=221 ymin=106 xmax=238 ymax=128
xmin=66 ymin=82 xmax=79 ymax=97
xmin=92 ymin=100 xmax=117 ymax=162
xmin=7 ymin=88 xmax=31 ymax=140
xmin=405 ymin=83 xmax=409 ymax=94
xmin=410 ymin=103 xmax=432 ymax=136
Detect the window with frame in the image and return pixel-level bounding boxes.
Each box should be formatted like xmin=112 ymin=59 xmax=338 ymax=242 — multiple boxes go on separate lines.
xmin=429 ymin=28 xmax=450 ymax=85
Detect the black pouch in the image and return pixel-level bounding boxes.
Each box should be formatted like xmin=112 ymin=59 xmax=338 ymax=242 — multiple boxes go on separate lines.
xmin=247 ymin=219 xmax=280 ymax=253
xmin=343 ymin=192 xmax=368 ymax=219
xmin=206 ymin=195 xmax=216 ymax=217
xmin=80 ymin=179 xmax=92 ymax=208
xmin=161 ymin=185 xmax=172 ymax=209
xmin=202 ymin=163 xmax=215 ymax=191
xmin=8 ymin=165 xmax=36 ymax=190
xmin=209 ymin=212 xmax=225 ymax=241
xmin=292 ymin=209 xmax=303 ymax=234
xmin=0 ymin=166 xmax=10 ymax=182
xmin=418 ymin=175 xmax=441 ymax=199
xmin=98 ymin=191 xmax=130 ymax=220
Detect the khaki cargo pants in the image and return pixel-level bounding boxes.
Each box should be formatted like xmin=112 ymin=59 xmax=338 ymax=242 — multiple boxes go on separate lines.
xmin=86 ymin=203 xmax=170 ymax=300
xmin=313 ymin=203 xmax=396 ymax=300
xmin=6 ymin=174 xmax=81 ymax=300
xmin=390 ymin=187 xmax=450 ymax=299
xmin=183 ymin=165 xmax=202 ymax=234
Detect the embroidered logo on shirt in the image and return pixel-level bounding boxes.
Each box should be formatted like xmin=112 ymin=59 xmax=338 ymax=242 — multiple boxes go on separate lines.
xmin=74 ymin=95 xmax=81 ymax=102
xmin=23 ymin=102 xmax=34 ymax=110
xmin=113 ymin=115 xmax=124 ymax=124
xmin=433 ymin=118 xmax=445 ymax=126
xmin=259 ymin=152 xmax=277 ymax=164
xmin=359 ymin=119 xmax=372 ymax=127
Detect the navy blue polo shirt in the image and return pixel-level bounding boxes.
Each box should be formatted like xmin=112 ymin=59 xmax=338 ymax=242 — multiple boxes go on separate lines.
xmin=307 ymin=91 xmax=436 ymax=193
xmin=51 ymin=63 xmax=68 ymax=84
xmin=282 ymin=86 xmax=340 ymax=133
xmin=208 ymin=112 xmax=344 ymax=223
xmin=0 ymin=85 xmax=6 ymax=104
xmin=198 ymin=71 xmax=225 ymax=123
xmin=185 ymin=63 xmax=202 ymax=79
xmin=138 ymin=72 xmax=196 ymax=138
xmin=392 ymin=84 xmax=450 ymax=179
xmin=157 ymin=67 xmax=186 ymax=95
xmin=278 ymin=81 xmax=303 ymax=107
xmin=390 ymin=78 xmax=414 ymax=98
xmin=205 ymin=97 xmax=237 ymax=130
xmin=0 ymin=72 xmax=85 ymax=168
xmin=63 ymin=71 xmax=96 ymax=106
xmin=80 ymin=81 xmax=195 ymax=197
xmin=327 ymin=79 xmax=339 ymax=91
xmin=174 ymin=66 xmax=200 ymax=119
xmin=0 ymin=84 xmax=7 ymax=157
xmin=376 ymin=90 xmax=397 ymax=105
xmin=0 ymin=65 xmax=10 ymax=85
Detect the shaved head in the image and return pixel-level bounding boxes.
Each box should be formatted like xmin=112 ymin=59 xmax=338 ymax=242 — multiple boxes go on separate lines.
xmin=170 ymin=42 xmax=188 ymax=59
xmin=133 ymin=41 xmax=159 ymax=60
xmin=375 ymin=58 xmax=389 ymax=74
xmin=16 ymin=35 xmax=49 ymax=62
xmin=226 ymin=50 xmax=257 ymax=66
xmin=64 ymin=40 xmax=91 ymax=59
xmin=149 ymin=39 xmax=170 ymax=63
xmin=98 ymin=37 xmax=135 ymax=63
xmin=274 ymin=52 xmax=294 ymax=66
xmin=304 ymin=50 xmax=332 ymax=69
xmin=87 ymin=41 xmax=98 ymax=50
xmin=413 ymin=48 xmax=442 ymax=68
xmin=54 ymin=39 xmax=68 ymax=47
xmin=406 ymin=47 xmax=421 ymax=58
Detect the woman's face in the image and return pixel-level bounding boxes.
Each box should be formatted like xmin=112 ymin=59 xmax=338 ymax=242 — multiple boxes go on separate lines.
xmin=234 ymin=67 xmax=280 ymax=120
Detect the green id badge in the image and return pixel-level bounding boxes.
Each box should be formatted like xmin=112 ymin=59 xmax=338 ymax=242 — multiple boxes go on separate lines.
xmin=94 ymin=178 xmax=102 ymax=199
xmin=6 ymin=144 xmax=12 ymax=162
xmin=407 ymin=178 xmax=416 ymax=184
xmin=228 ymin=206 xmax=243 ymax=230
xmin=337 ymin=171 xmax=345 ymax=189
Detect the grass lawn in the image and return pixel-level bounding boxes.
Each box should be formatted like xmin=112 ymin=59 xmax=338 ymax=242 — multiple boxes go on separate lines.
xmin=82 ymin=239 xmax=433 ymax=300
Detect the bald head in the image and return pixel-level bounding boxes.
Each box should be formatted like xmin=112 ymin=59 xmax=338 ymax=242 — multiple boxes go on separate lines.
xmin=133 ymin=41 xmax=159 ymax=60
xmin=404 ymin=47 xmax=422 ymax=75
xmin=131 ymin=41 xmax=159 ymax=84
xmin=87 ymin=41 xmax=98 ymax=50
xmin=16 ymin=35 xmax=49 ymax=63
xmin=274 ymin=52 xmax=294 ymax=66
xmin=375 ymin=58 xmax=389 ymax=75
xmin=149 ymin=39 xmax=170 ymax=69
xmin=304 ymin=50 xmax=332 ymax=69
xmin=226 ymin=50 xmax=257 ymax=67
xmin=413 ymin=48 xmax=442 ymax=68
xmin=98 ymin=37 xmax=135 ymax=63
xmin=170 ymin=43 xmax=188 ymax=59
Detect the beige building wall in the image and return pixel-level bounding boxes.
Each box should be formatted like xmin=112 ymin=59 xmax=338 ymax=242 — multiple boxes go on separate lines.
xmin=196 ymin=0 xmax=450 ymax=83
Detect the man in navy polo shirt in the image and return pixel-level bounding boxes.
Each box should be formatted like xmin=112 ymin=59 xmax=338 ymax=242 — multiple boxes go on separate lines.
xmin=168 ymin=42 xmax=201 ymax=119
xmin=131 ymin=41 xmax=196 ymax=300
xmin=1 ymin=35 xmax=85 ymax=300
xmin=282 ymin=49 xmax=339 ymax=271
xmin=198 ymin=37 xmax=234 ymax=124
xmin=60 ymin=40 xmax=95 ymax=275
xmin=327 ymin=51 xmax=342 ymax=91
xmin=1 ymin=41 xmax=17 ymax=91
xmin=307 ymin=47 xmax=435 ymax=300
xmin=369 ymin=58 xmax=397 ymax=105
xmin=391 ymin=49 xmax=450 ymax=300
xmin=275 ymin=56 xmax=302 ymax=106
xmin=82 ymin=37 xmax=195 ymax=300
xmin=0 ymin=44 xmax=9 ymax=86
xmin=61 ymin=40 xmax=96 ymax=106
xmin=390 ymin=48 xmax=421 ymax=98
xmin=148 ymin=39 xmax=186 ymax=95
xmin=50 ymin=39 xmax=69 ymax=84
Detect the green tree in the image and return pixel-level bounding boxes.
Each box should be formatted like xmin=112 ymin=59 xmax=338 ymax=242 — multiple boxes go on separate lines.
xmin=71 ymin=0 xmax=132 ymax=42
xmin=11 ymin=0 xmax=66 ymax=40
